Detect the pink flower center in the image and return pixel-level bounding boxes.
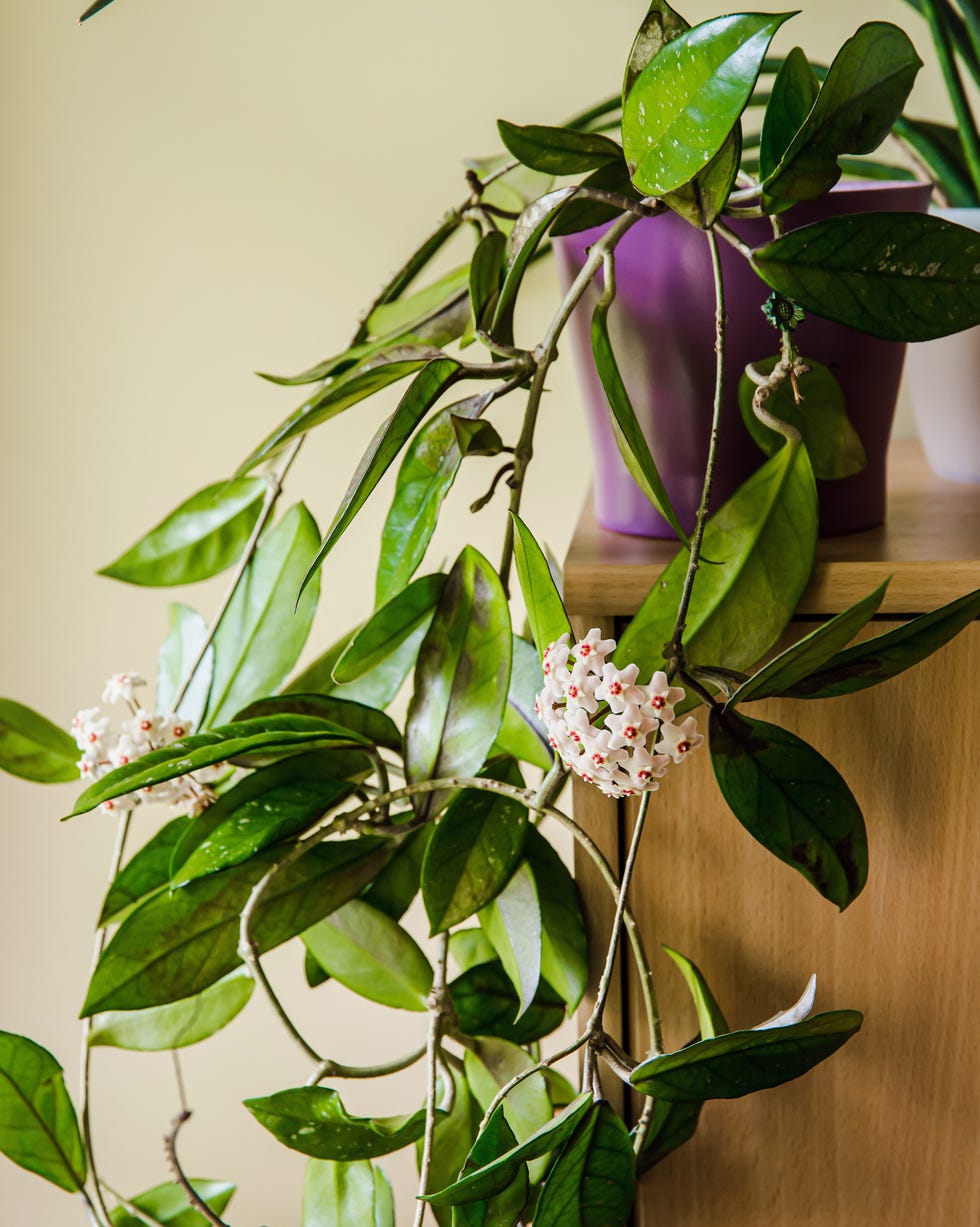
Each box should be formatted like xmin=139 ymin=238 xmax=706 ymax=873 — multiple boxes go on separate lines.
xmin=651 ymin=695 xmax=666 ymax=710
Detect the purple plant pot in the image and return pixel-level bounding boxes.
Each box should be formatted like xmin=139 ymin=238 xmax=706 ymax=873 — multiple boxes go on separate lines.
xmin=554 ymin=180 xmax=932 ymax=537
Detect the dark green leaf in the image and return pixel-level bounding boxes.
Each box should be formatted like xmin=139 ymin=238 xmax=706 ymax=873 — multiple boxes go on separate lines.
xmin=752 ymin=212 xmax=980 ymax=341
xmin=523 ymin=828 xmax=588 ymax=1013
xmin=419 ymin=1065 xmax=478 ymax=1227
xmin=511 ymin=515 xmax=572 ymax=660
xmin=79 ymin=0 xmax=119 ymax=22
xmin=406 ymin=546 xmax=512 ymax=819
xmin=469 ymin=231 xmax=507 ymax=334
xmin=204 ymin=502 xmax=320 ymax=727
xmin=303 ymin=899 xmax=432 ymax=1011
xmin=892 ymin=117 xmax=978 ymax=207
xmin=82 ymin=837 xmax=389 ymax=1014
xmin=156 ymin=604 xmax=213 ymax=729
xmin=622 ymin=13 xmax=793 ymax=195
xmin=109 ymin=1180 xmax=235 ymax=1227
xmin=234 ymin=694 xmax=401 ymax=754
xmin=493 ymin=636 xmax=551 ymax=770
xmin=0 ymin=698 xmax=78 ymax=784
xmin=303 ymin=358 xmax=463 ymax=592
xmin=449 ymin=963 xmax=564 ymax=1046
xmin=70 ymin=715 xmax=356 ymax=816
xmin=0 ymin=1031 xmax=86 ymax=1192
xmin=100 ymin=816 xmax=193 ymax=926
xmin=763 ymin=24 xmax=921 ymax=206
xmin=425 ymin=1093 xmax=591 ymax=1206
xmin=364 ymin=825 xmax=432 ymax=921
xmin=376 ymin=391 xmax=491 ymax=602
xmin=245 ymin=1087 xmax=438 ymax=1161
xmin=462 ymin=1039 xmax=552 ymax=1173
xmin=422 ymin=765 xmax=528 ymax=934
xmin=452 ymin=1106 xmax=528 ymax=1227
xmin=479 ymin=863 xmax=541 ymax=1019
xmin=533 ymin=1101 xmax=635 ymax=1227
xmin=759 ymin=46 xmax=819 ymax=184
xmin=99 ymin=480 xmax=266 ymax=587
xmin=616 ymin=444 xmax=817 ymax=678
xmin=730 ymin=580 xmax=888 ymax=704
xmin=491 ymin=188 xmax=578 ymax=345
xmin=548 ymin=162 xmax=641 ymax=237
xmin=662 ymin=946 xmax=728 ymax=1039
xmin=334 ymin=578 xmax=444 ymax=687
xmin=89 ymin=968 xmax=253 ymax=1051
xmin=630 ymin=1010 xmax=863 ymax=1099
xmin=709 ymin=709 xmax=867 ymax=909
xmin=591 ymin=273 xmax=688 ymax=540
xmin=738 ymin=355 xmax=866 ymax=480
xmin=634 ymin=1099 xmax=703 ymax=1173
xmin=452 ymin=416 xmax=505 ymax=459
xmin=497 ymin=120 xmax=622 ymax=176
xmin=663 ymin=128 xmax=741 ymax=228
xmin=622 ymin=0 xmax=689 ymax=101
xmin=781 ymin=586 xmax=980 ymax=699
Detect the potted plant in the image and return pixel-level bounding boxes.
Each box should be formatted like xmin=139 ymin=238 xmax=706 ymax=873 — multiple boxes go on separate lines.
xmin=1 ymin=2 xmax=978 ymax=1225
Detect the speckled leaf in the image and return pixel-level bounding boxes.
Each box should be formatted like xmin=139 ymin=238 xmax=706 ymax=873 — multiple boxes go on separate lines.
xmin=630 ymin=1010 xmax=863 ymax=1100
xmin=0 ymin=698 xmax=78 ymax=784
xmin=0 ymin=1031 xmax=85 ymax=1192
xmin=709 ymin=709 xmax=867 ymax=909
xmin=99 ymin=480 xmax=265 ymax=587
xmin=108 ymin=1179 xmax=235 ymax=1227
xmin=663 ymin=128 xmax=741 ymax=228
xmin=497 ymin=120 xmax=622 ymax=175
xmin=533 ymin=1101 xmax=635 ymax=1227
xmin=405 ymin=547 xmax=512 ymax=820
xmin=622 ymin=0 xmax=689 ymax=100
xmin=245 ymin=1088 xmax=439 ymax=1161
xmin=751 ymin=213 xmax=980 ymax=341
xmin=89 ymin=968 xmax=253 ymax=1051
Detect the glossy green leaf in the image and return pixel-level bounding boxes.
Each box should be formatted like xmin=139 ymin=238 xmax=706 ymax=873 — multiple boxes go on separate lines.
xmin=892 ymin=117 xmax=978 ymax=208
xmin=452 ymin=416 xmax=505 ymax=458
xmin=533 ymin=1101 xmax=635 ymax=1227
xmin=156 ymin=604 xmax=213 ymax=729
xmin=493 ymin=636 xmax=551 ymax=770
xmin=303 ymin=898 xmax=433 ymax=1011
xmin=245 ymin=1087 xmax=438 ymax=1161
xmin=452 ymin=1105 xmax=528 ymax=1227
xmin=302 ymin=1159 xmax=382 ymax=1227
xmin=420 ymin=1065 xmax=478 ymax=1227
xmin=631 ymin=1010 xmax=862 ymax=1099
xmin=364 ymin=825 xmax=432 ymax=921
xmin=450 ymin=928 xmax=497 ymax=974
xmin=0 ymin=1031 xmax=85 ymax=1192
xmin=490 ymin=188 xmax=578 ymax=345
xmin=425 ymin=1093 xmax=591 ymax=1206
xmin=759 ymin=46 xmax=819 ymax=184
xmin=479 ymin=863 xmax=541 ymax=1020
xmin=376 ymin=391 xmax=492 ymax=603
xmin=497 ymin=120 xmax=622 ymax=176
xmin=462 ymin=1039 xmax=552 ymax=1179
xmin=99 ymin=480 xmax=265 ymax=587
xmin=634 ymin=1099 xmax=703 ymax=1173
xmin=591 ymin=273 xmax=688 ymax=541
xmin=616 ymin=444 xmax=817 ymax=679
xmin=109 ymin=1179 xmax=235 ymax=1227
xmin=0 ymin=698 xmax=78 ymax=784
xmin=523 ymin=828 xmax=588 ymax=1012
xmin=622 ymin=0 xmax=689 ymax=101
xmin=763 ymin=24 xmax=920 ymax=205
xmin=450 ymin=962 xmax=564 ymax=1046
xmin=511 ymin=514 xmax=572 ymax=660
xmin=82 ymin=836 xmax=389 ymax=1014
xmin=752 ymin=212 xmax=980 ymax=341
xmin=469 ymin=231 xmax=507 ymax=334
xmin=70 ymin=715 xmax=356 ymax=816
xmin=365 ymin=266 xmax=470 ymax=342
xmin=730 ymin=580 xmax=888 ymax=704
xmin=781 ymin=586 xmax=980 ymax=699
xmin=422 ymin=766 xmax=528 ymax=934
xmin=204 ymin=502 xmax=320 ymax=727
xmin=623 ymin=13 xmax=793 ymax=195
xmin=89 ymin=968 xmax=253 ymax=1050
xmin=662 ymin=946 xmax=728 ymax=1039
xmin=709 ymin=709 xmax=867 ymax=909
xmin=548 ymin=162 xmax=641 ymax=237
xmin=287 ymin=619 xmax=424 ymax=711
xmin=663 ymin=128 xmax=741 ymax=228
xmin=303 ymin=358 xmax=463 ymax=593
xmin=170 ymin=751 xmax=366 ymax=885
xmin=406 ymin=546 xmax=512 ymax=819
xmin=100 ymin=815 xmax=193 ymax=925
xmin=334 ymin=582 xmax=443 ymax=690
xmin=234 ymin=694 xmax=401 ymax=754
xmin=738 ymin=355 xmax=866 ymax=480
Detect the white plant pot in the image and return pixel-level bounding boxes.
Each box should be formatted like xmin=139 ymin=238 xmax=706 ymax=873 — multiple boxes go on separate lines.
xmin=904 ymin=206 xmax=980 ymax=483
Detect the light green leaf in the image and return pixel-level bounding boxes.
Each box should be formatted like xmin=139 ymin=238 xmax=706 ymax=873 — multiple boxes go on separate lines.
xmin=0 ymin=1031 xmax=86 ymax=1192
xmin=493 ymin=635 xmax=551 ymax=770
xmin=450 ymin=929 xmax=497 ymax=974
xmin=156 ymin=604 xmax=213 ymax=729
xmin=463 ymin=1039 xmax=552 ymax=1179
xmin=0 ymin=698 xmax=78 ymax=784
xmin=109 ymin=1179 xmax=235 ymax=1227
xmin=490 ymin=188 xmax=578 ymax=345
xmin=334 ymin=577 xmax=444 ymax=687
xmin=479 ymin=863 xmax=541 ymax=1020
xmin=303 ymin=899 xmax=433 ymax=1011
xmin=99 ymin=480 xmax=265 ymax=587
xmin=89 ymin=968 xmax=253 ymax=1050
xmin=511 ymin=514 xmax=571 ymax=660
xmin=418 ymin=1065 xmax=477 ymax=1227
xmin=365 ymin=265 xmax=470 ymax=341
xmin=287 ymin=620 xmax=424 ymax=711
xmin=204 ymin=502 xmax=320 ymax=727
xmin=662 ymin=946 xmax=728 ymax=1040
xmin=663 ymin=128 xmax=741 ymax=228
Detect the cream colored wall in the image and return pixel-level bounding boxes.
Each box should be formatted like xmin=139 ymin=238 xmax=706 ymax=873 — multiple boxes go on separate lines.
xmin=0 ymin=1 xmax=953 ymax=1223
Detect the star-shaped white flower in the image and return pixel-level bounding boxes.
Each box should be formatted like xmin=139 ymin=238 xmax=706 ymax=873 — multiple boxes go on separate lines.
xmin=644 ymin=671 xmax=686 ymax=724
xmin=101 ymin=673 xmax=147 ymax=707
xmin=655 ymin=716 xmax=704 ymax=763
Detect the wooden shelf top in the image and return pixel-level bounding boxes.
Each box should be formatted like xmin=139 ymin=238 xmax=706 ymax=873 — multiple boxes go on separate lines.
xmin=563 ymin=439 xmax=980 ymax=617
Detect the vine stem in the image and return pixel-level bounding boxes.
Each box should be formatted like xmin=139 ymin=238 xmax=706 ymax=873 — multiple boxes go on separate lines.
xmin=163 ymin=1112 xmax=231 ymax=1227
xmin=306 ymin=1045 xmax=428 ymax=1088
xmin=413 ymin=933 xmax=450 ymax=1227
xmin=666 ymin=228 xmax=727 ymax=673
xmin=78 ymin=811 xmax=133 ymax=1227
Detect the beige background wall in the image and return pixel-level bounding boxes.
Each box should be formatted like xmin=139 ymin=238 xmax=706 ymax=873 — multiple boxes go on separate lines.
xmin=0 ymin=2 xmax=954 ymax=1223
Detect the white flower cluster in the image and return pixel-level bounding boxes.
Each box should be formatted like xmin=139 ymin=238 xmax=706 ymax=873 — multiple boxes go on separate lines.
xmin=534 ymin=629 xmax=704 ymax=799
xmin=71 ymin=673 xmax=216 ymax=815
